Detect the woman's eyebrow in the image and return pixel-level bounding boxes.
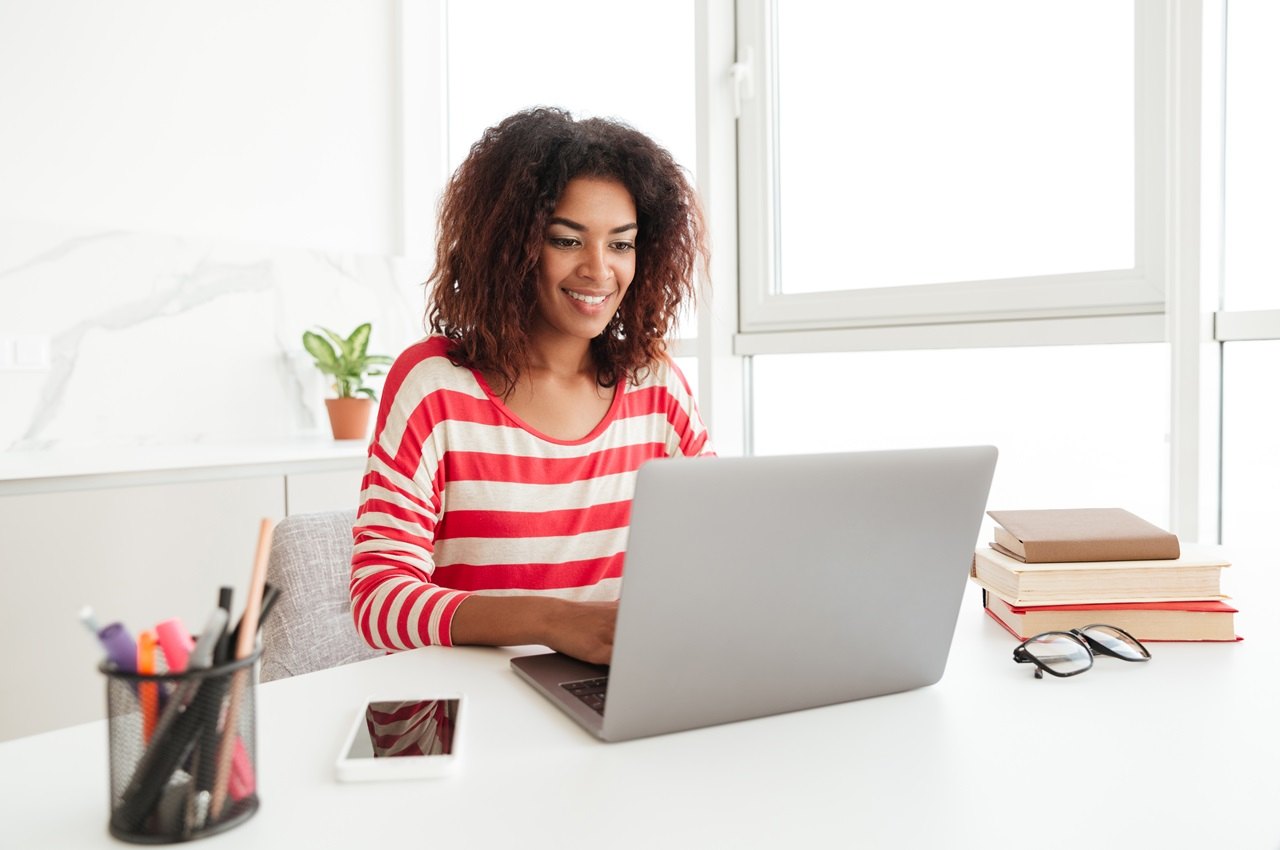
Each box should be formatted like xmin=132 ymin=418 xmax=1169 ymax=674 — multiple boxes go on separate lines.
xmin=548 ymin=216 xmax=638 ymax=234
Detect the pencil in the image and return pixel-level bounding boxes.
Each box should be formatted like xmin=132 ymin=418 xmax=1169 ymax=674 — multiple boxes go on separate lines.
xmin=208 ymin=517 xmax=273 ymax=821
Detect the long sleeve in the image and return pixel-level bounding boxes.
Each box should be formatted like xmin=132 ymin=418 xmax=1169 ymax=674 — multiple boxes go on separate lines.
xmin=350 ymin=339 xmax=470 ymax=650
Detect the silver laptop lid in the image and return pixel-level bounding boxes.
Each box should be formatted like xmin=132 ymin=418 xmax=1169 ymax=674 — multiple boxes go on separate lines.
xmin=599 ymin=446 xmax=997 ymax=741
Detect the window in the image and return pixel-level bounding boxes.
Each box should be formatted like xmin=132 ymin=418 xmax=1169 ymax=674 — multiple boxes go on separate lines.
xmin=1217 ymin=0 xmax=1280 ymax=545
xmin=1220 ymin=341 xmax=1279 ymax=546
xmin=444 ymin=0 xmax=699 ymax=340
xmin=736 ymin=0 xmax=1176 ymax=332
xmin=1221 ymin=0 xmax=1280 ymax=311
xmin=445 ymin=0 xmax=696 ymax=177
xmin=751 ymin=344 xmax=1171 ymax=527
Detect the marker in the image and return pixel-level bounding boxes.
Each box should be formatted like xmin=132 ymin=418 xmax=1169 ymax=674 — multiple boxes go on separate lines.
xmin=80 ymin=606 xmax=137 ymax=672
xmin=155 ymin=618 xmax=196 ymax=673
xmin=137 ymin=630 xmax=159 ymax=743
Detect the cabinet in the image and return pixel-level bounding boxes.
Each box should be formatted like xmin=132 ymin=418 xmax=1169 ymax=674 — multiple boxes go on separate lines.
xmin=0 ymin=454 xmax=366 ymax=741
xmin=286 ymin=467 xmax=364 ymax=515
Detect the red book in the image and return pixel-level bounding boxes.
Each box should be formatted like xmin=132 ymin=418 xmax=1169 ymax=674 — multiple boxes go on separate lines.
xmin=982 ymin=591 xmax=1240 ymax=642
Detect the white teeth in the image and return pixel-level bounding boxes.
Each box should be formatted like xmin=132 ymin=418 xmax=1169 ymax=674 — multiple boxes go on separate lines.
xmin=564 ymin=289 xmax=607 ymax=305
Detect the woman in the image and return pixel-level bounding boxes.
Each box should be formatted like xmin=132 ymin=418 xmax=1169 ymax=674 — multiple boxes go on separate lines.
xmin=350 ymin=108 xmax=712 ymax=665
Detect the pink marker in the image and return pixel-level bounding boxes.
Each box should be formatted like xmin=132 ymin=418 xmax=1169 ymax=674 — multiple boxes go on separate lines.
xmin=155 ymin=618 xmax=196 ymax=672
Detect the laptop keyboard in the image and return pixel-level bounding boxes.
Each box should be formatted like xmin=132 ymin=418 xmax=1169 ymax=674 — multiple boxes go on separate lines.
xmin=561 ymin=676 xmax=609 ymax=714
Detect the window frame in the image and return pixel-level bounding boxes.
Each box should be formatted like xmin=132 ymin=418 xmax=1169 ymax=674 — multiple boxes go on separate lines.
xmin=734 ymin=0 xmax=1177 ymax=334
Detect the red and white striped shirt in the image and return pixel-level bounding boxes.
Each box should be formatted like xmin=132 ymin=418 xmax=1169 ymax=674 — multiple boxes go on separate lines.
xmin=350 ymin=336 xmax=712 ymax=651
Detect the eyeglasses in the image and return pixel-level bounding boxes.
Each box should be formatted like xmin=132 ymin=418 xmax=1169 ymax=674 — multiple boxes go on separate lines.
xmin=1012 ymin=624 xmax=1151 ymax=679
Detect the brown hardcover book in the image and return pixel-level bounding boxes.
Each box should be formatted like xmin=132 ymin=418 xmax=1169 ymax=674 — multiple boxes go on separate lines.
xmin=981 ymin=591 xmax=1239 ymax=642
xmin=987 ymin=508 xmax=1180 ymax=563
xmin=970 ymin=545 xmax=1228 ymax=606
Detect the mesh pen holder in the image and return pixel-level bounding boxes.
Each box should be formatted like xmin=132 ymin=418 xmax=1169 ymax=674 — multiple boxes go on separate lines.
xmin=101 ymin=649 xmax=261 ymax=843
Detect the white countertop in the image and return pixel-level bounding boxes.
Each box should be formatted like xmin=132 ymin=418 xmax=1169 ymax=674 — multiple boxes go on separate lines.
xmin=0 ymin=438 xmax=369 ymax=495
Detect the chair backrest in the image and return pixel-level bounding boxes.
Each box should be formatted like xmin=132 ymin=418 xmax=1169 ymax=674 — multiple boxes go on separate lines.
xmin=260 ymin=509 xmax=382 ymax=682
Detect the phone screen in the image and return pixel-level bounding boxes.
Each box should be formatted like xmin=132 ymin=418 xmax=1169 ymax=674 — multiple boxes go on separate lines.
xmin=343 ymin=699 xmax=460 ymax=759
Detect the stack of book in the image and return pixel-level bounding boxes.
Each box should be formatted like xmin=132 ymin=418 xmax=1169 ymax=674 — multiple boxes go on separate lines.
xmin=970 ymin=508 xmax=1239 ymax=642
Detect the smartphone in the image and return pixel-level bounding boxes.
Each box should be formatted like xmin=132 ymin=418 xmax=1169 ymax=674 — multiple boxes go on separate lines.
xmin=335 ymin=695 xmax=464 ymax=782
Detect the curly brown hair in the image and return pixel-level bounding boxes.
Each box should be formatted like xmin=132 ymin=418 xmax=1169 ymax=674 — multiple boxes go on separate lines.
xmin=426 ymin=107 xmax=709 ymax=390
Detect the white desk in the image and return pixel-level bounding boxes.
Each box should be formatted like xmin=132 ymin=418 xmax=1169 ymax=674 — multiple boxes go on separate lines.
xmin=3 ymin=557 xmax=1278 ymax=850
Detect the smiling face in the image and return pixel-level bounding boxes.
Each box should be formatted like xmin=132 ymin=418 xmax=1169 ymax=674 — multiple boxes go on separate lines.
xmin=532 ymin=176 xmax=638 ymax=352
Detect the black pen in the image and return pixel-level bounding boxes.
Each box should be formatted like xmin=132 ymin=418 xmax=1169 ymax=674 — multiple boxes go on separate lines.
xmin=194 ymin=585 xmax=235 ymax=812
xmin=213 ymin=587 xmax=234 ymax=665
xmin=227 ymin=583 xmax=279 ymax=650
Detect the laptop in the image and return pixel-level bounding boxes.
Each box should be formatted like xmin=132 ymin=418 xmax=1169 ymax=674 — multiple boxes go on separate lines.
xmin=511 ymin=445 xmax=997 ymax=742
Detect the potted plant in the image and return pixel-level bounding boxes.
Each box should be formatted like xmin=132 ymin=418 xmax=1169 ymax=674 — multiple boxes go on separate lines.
xmin=302 ymin=322 xmax=394 ymax=440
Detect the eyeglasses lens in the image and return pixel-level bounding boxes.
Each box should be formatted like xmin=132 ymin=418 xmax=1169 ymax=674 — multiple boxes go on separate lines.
xmin=1079 ymin=625 xmax=1150 ymax=660
xmin=1023 ymin=633 xmax=1092 ymax=675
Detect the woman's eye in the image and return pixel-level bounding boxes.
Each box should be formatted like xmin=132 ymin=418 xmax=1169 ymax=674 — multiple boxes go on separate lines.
xmin=548 ymin=237 xmax=579 ymax=249
xmin=611 ymin=242 xmax=636 ymax=252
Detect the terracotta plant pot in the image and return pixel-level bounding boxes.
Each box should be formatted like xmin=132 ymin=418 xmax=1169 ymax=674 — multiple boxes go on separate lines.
xmin=324 ymin=397 xmax=375 ymax=440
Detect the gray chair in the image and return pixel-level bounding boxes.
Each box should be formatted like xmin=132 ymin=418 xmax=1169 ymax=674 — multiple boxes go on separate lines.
xmin=260 ymin=509 xmax=382 ymax=682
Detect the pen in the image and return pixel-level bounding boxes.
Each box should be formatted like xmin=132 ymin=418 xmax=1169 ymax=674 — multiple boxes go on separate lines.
xmin=187 ymin=609 xmax=228 ymax=671
xmin=196 ymin=584 xmax=234 ymax=807
xmin=182 ymin=609 xmax=228 ymax=831
xmin=258 ymin=583 xmax=280 ymax=629
xmin=214 ymin=587 xmax=234 ymax=665
xmin=227 ymin=583 xmax=279 ymax=650
xmin=197 ymin=587 xmax=234 ymax=803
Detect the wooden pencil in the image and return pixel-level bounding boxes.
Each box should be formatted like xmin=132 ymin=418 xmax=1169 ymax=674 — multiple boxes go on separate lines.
xmin=208 ymin=518 xmax=274 ymax=821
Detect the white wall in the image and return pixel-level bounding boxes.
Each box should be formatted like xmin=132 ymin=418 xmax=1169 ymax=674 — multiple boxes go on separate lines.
xmin=0 ymin=1 xmax=429 ymax=451
xmin=0 ymin=0 xmax=398 ymax=253
xmin=0 ymin=222 xmax=428 ymax=449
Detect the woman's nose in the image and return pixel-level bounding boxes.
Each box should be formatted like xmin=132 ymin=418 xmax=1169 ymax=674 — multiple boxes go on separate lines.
xmin=578 ymin=245 xmax=610 ymax=280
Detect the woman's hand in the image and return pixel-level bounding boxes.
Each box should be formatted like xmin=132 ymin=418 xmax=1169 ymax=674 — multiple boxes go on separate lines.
xmin=449 ymin=595 xmax=618 ymax=665
xmin=543 ymin=600 xmax=618 ymax=666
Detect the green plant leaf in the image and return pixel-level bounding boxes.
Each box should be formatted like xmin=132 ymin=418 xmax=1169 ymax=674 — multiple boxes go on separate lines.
xmin=347 ymin=323 xmax=372 ymax=361
xmin=354 ymin=386 xmax=377 ymax=399
xmin=302 ymin=331 xmax=339 ymax=373
xmin=320 ymin=326 xmax=353 ymax=362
